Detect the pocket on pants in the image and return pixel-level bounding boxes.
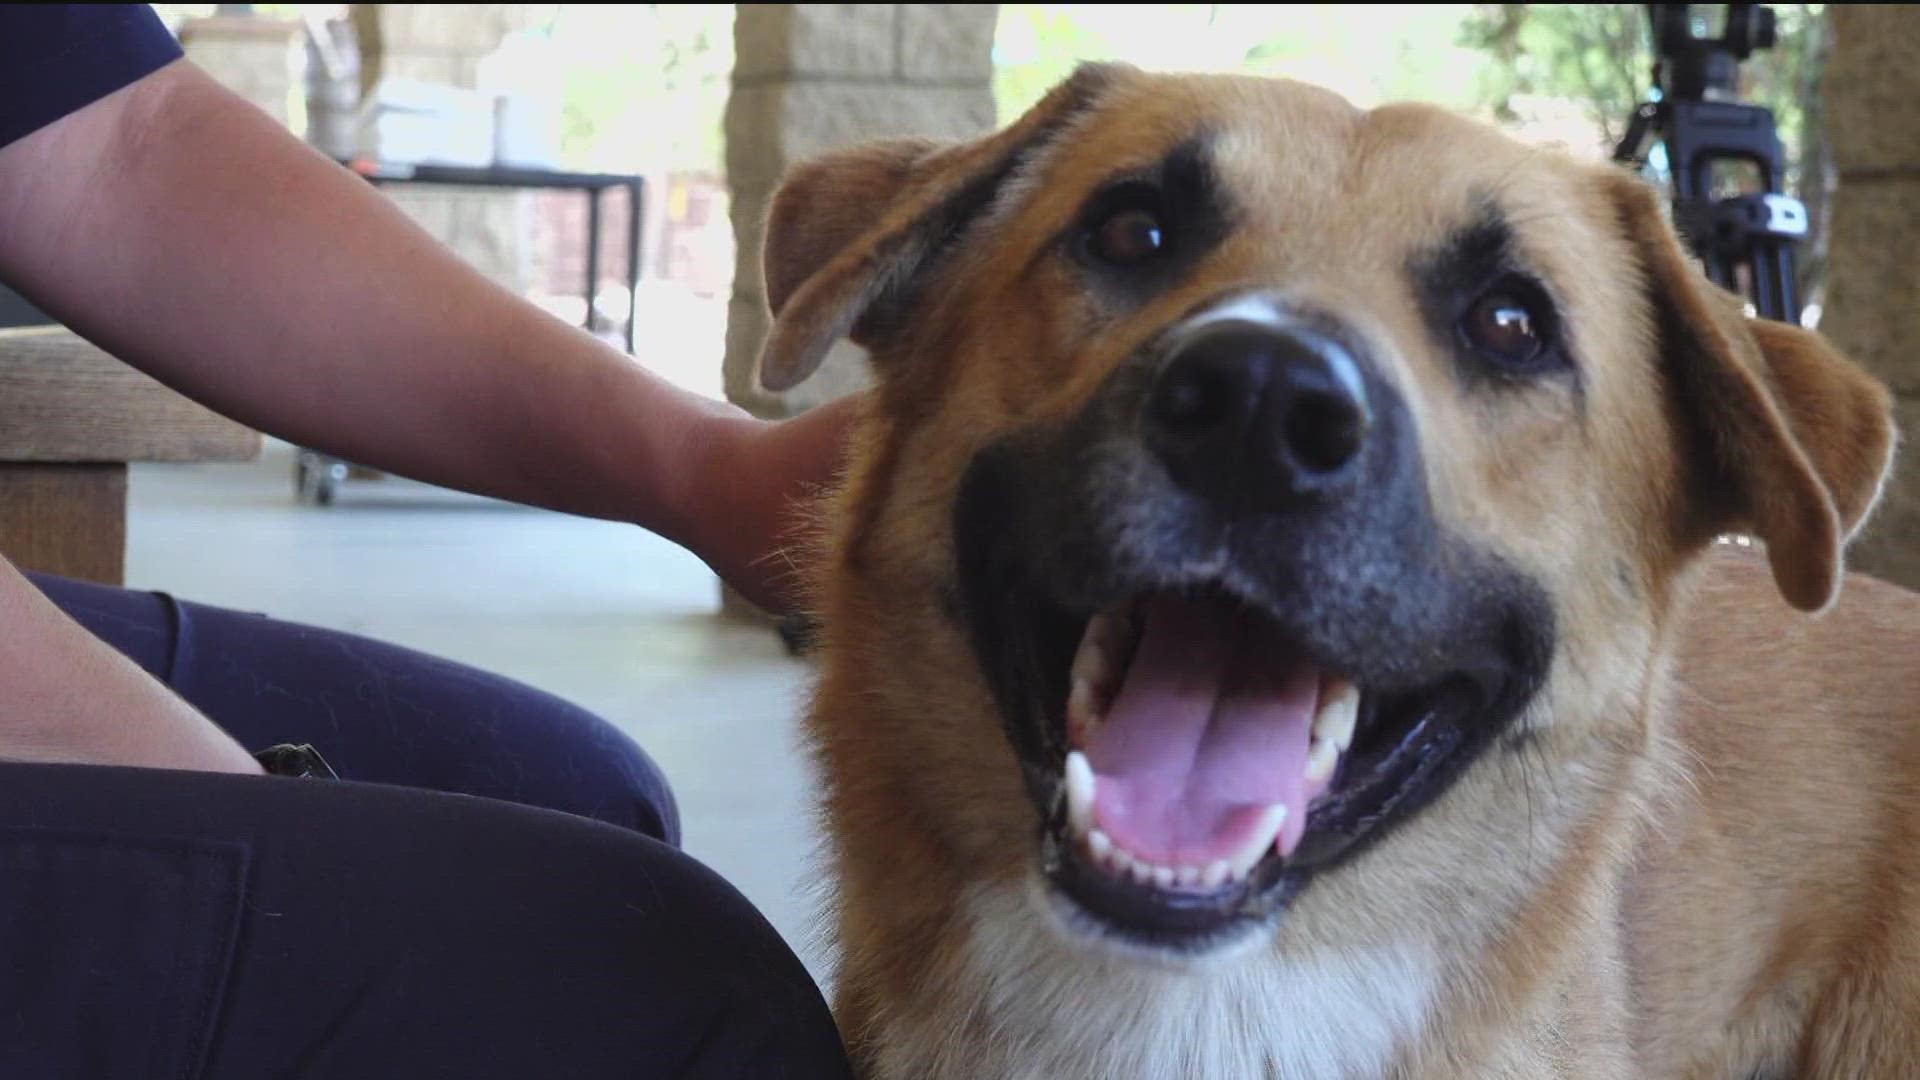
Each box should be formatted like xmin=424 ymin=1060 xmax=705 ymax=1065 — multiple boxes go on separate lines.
xmin=0 ymin=829 xmax=249 ymax=1080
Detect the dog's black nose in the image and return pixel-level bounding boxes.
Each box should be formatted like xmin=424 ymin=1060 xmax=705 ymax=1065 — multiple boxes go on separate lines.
xmin=1146 ymin=320 xmax=1372 ymax=509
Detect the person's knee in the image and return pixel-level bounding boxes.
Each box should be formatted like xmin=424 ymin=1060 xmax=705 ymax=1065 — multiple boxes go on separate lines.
xmin=387 ymin=798 xmax=848 ymax=1078
xmin=558 ymin=716 xmax=683 ymax=845
xmin=413 ymin=683 xmax=684 ymax=844
xmin=586 ymin=843 xmax=852 ymax=1078
xmin=105 ymin=771 xmax=852 ymax=1079
xmin=467 ymin=681 xmax=684 ymax=843
xmin=150 ymin=592 xmax=684 ymax=843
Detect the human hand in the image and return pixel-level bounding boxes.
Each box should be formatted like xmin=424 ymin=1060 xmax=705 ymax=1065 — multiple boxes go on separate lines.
xmin=674 ymin=392 xmax=866 ymax=616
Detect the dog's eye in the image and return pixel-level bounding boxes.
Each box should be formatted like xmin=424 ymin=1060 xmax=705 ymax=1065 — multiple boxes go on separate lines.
xmin=1087 ymin=204 xmax=1168 ymax=267
xmin=1459 ymin=280 xmax=1555 ymax=369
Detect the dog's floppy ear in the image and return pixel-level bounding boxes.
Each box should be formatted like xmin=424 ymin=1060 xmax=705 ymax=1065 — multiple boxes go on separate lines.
xmin=755 ymin=63 xmax=1126 ymax=392
xmin=1611 ymin=174 xmax=1897 ymax=612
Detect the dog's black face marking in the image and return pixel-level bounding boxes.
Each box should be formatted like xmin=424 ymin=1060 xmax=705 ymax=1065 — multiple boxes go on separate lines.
xmin=1413 ymin=202 xmax=1579 ymax=394
xmin=1061 ymin=138 xmax=1233 ymax=306
xmin=952 ymin=284 xmax=1556 ymax=951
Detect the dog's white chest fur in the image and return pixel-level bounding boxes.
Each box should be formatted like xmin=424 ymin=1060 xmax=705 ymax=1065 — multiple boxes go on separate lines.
xmin=869 ymin=884 xmax=1441 ymax=1080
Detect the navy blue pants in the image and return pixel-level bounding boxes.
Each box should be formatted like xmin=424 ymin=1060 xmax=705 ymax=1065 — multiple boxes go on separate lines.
xmin=3 ymin=574 xmax=853 ymax=1079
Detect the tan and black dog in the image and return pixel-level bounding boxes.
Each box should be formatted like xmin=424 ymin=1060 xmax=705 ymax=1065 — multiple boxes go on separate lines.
xmin=755 ymin=63 xmax=1917 ymax=1078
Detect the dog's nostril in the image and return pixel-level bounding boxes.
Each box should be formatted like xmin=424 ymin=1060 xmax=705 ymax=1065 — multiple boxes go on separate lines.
xmin=1283 ymin=389 xmax=1367 ymax=475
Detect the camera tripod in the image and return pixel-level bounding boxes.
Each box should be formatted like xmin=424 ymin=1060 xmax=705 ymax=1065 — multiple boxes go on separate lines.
xmin=1613 ymin=3 xmax=1807 ymax=324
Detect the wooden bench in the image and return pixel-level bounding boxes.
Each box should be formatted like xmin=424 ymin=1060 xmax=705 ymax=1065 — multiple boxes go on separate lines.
xmin=0 ymin=327 xmax=261 ymax=585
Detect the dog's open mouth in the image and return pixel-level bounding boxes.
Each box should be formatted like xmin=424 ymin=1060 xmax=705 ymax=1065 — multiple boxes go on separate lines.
xmin=1018 ymin=583 xmax=1502 ymax=952
xmin=1062 ymin=593 xmax=1343 ymax=889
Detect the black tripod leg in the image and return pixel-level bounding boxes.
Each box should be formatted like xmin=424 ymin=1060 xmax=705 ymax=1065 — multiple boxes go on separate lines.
xmin=1762 ymin=245 xmax=1798 ymax=325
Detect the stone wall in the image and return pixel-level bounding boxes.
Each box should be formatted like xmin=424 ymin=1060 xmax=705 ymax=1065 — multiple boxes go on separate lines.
xmin=179 ymin=15 xmax=306 ymax=131
xmin=346 ymin=4 xmax=549 ymax=297
xmin=721 ymin=4 xmax=1000 ymax=421
xmin=1820 ymin=5 xmax=1920 ymax=590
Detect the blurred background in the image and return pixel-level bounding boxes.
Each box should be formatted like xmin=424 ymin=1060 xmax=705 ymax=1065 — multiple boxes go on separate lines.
xmin=134 ymin=3 xmax=1841 ymax=401
xmin=9 ymin=4 xmax=1912 ymax=987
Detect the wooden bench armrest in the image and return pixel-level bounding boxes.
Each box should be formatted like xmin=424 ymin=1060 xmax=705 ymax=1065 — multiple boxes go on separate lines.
xmin=0 ymin=326 xmax=262 ymax=584
xmin=0 ymin=326 xmax=260 ymax=464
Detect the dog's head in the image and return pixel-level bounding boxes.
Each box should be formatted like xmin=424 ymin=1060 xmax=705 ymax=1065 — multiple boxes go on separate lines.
xmin=767 ymin=65 xmax=1896 ymax=964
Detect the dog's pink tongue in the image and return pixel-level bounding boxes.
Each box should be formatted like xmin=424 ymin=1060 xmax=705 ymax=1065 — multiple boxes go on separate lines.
xmin=1085 ymin=593 xmax=1319 ymax=868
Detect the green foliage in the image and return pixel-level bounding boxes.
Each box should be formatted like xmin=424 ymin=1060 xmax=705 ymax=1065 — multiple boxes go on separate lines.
xmin=993 ymin=5 xmax=1501 ymax=126
xmin=993 ymin=5 xmax=1825 ymax=185
xmin=537 ymin=4 xmax=735 ymax=175
xmin=1459 ymin=4 xmax=1827 ymax=187
xmin=1737 ymin=4 xmax=1829 ymax=193
xmin=994 ymin=4 xmax=1119 ymax=123
xmin=1458 ymin=4 xmax=1647 ymax=148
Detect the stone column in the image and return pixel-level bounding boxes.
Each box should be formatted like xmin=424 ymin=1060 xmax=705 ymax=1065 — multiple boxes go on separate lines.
xmin=722 ymin=4 xmax=1001 ymax=421
xmin=346 ymin=4 xmax=548 ymax=295
xmin=178 ymin=15 xmax=307 ymax=131
xmin=1820 ymin=5 xmax=1920 ymax=590
xmin=719 ymin=5 xmax=999 ymax=622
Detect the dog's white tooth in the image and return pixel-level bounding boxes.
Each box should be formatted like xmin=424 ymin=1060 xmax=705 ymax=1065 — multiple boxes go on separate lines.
xmin=1314 ymin=681 xmax=1360 ymax=753
xmin=1074 ymin=606 xmax=1138 ymax=704
xmin=1305 ymin=737 xmax=1339 ymax=784
xmin=1066 ymin=678 xmax=1099 ymax=740
xmin=1130 ymin=859 xmax=1156 ymax=887
xmin=1088 ymin=828 xmax=1113 ymax=863
xmin=1108 ymin=844 xmax=1135 ymax=876
xmin=1070 ymin=613 xmax=1117 ymax=691
xmin=1228 ymin=804 xmax=1289 ymax=880
xmin=1200 ymin=860 xmax=1231 ymax=889
xmin=1258 ymin=802 xmax=1289 ymax=842
xmin=1064 ymin=751 xmax=1096 ymax=837
xmin=1152 ymin=865 xmax=1177 ymax=890
xmin=1070 ymin=645 xmax=1109 ymax=694
xmin=1175 ymin=866 xmax=1202 ymax=889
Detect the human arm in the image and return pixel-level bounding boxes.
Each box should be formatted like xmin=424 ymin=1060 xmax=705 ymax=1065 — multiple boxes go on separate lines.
xmin=0 ymin=556 xmax=261 ymax=774
xmin=0 ymin=56 xmax=853 ymax=614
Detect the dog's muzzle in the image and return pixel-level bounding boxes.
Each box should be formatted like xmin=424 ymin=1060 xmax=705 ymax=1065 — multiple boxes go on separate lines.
xmin=951 ymin=292 xmax=1553 ymax=955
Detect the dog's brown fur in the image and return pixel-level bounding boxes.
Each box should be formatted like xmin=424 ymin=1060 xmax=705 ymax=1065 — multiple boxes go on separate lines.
xmin=758 ymin=64 xmax=1913 ymax=1078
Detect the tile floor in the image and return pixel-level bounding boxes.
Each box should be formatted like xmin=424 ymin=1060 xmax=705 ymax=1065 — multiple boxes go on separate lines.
xmin=126 ymin=438 xmax=839 ymax=984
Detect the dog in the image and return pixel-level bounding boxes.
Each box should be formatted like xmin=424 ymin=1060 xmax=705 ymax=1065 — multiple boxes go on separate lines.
xmin=753 ymin=63 xmax=1916 ymax=1078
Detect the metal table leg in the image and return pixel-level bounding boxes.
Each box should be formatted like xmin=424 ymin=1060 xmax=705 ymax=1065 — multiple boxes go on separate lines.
xmin=625 ymin=178 xmax=644 ymax=356
xmin=585 ymin=186 xmax=602 ymax=337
